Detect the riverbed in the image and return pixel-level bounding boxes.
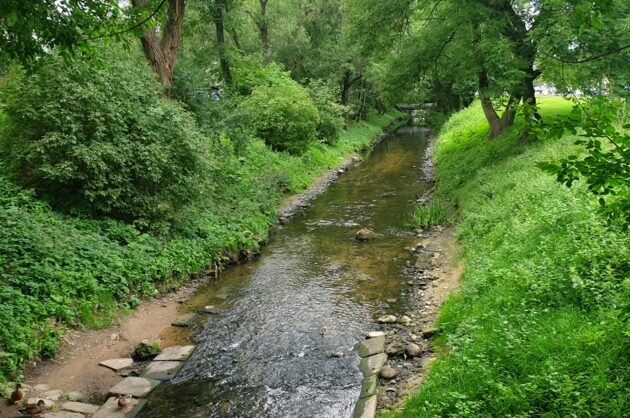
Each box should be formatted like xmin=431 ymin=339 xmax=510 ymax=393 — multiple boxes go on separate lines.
xmin=138 ymin=126 xmax=433 ymax=418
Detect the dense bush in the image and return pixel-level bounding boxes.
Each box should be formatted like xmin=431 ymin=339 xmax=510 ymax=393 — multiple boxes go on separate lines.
xmin=238 ymin=78 xmax=320 ymax=155
xmin=0 ymin=57 xmax=209 ymax=227
xmin=307 ymin=80 xmax=346 ymax=145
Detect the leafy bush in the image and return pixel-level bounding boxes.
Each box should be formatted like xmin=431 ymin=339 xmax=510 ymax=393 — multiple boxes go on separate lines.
xmin=307 ymin=80 xmax=346 ymax=145
xmin=238 ymin=78 xmax=320 ymax=155
xmin=0 ymin=57 xmax=209 ymax=227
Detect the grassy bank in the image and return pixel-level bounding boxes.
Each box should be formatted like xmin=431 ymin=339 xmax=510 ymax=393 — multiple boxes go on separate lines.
xmin=0 ymin=111 xmax=400 ymax=382
xmin=393 ymin=98 xmax=629 ymax=417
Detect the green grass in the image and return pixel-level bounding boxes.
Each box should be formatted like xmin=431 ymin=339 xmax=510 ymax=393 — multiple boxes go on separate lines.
xmin=0 ymin=110 xmax=401 ymax=382
xmin=410 ymin=200 xmax=450 ymax=229
xmin=388 ymin=98 xmax=630 ymax=417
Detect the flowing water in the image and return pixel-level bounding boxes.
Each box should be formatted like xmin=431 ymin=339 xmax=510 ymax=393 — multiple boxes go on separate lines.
xmin=139 ymin=126 xmax=432 ymax=418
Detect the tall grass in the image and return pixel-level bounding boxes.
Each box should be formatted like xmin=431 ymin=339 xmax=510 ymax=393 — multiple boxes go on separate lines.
xmin=389 ymin=98 xmax=630 ymax=417
xmin=410 ymin=200 xmax=449 ymax=229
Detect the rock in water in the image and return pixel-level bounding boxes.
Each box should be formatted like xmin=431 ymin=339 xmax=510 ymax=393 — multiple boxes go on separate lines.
xmin=380 ymin=365 xmax=398 ymax=379
xmin=355 ymin=228 xmax=377 ymax=241
xmin=377 ymin=315 xmax=397 ymax=324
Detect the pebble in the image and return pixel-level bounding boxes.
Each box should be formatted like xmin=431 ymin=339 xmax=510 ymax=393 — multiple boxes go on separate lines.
xmin=405 ymin=343 xmax=422 ymax=357
xmin=366 ymin=331 xmax=385 ymax=338
xmin=377 ymin=315 xmax=397 ymax=324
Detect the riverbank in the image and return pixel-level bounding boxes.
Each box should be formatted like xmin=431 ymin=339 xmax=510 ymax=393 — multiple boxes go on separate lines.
xmin=387 ymin=97 xmax=630 ymax=417
xmin=0 ymin=111 xmax=402 ymax=389
xmin=0 ymin=113 xmax=405 ymax=406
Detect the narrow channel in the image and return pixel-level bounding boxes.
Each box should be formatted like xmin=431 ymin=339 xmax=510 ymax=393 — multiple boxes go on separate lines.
xmin=139 ymin=126 xmax=432 ymax=417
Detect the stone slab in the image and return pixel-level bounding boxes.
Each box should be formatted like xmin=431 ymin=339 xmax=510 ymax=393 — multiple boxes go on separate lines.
xmin=171 ymin=313 xmax=198 ymax=328
xmin=43 ymin=389 xmax=64 ymax=401
xmin=62 ymin=401 xmax=100 ymax=414
xmin=99 ymin=358 xmax=134 ymax=372
xmin=355 ymin=336 xmax=385 ymax=358
xmin=359 ymin=374 xmax=378 ymax=399
xmin=154 ymin=345 xmax=195 ymax=361
xmin=359 ymin=353 xmax=387 ymax=376
xmin=34 ymin=384 xmax=51 ymax=392
xmin=47 ymin=412 xmax=85 ymax=418
xmin=353 ymin=395 xmax=377 ymax=418
xmin=108 ymin=377 xmax=161 ymax=398
xmin=93 ymin=397 xmax=147 ymax=418
xmin=141 ymin=361 xmax=182 ymax=381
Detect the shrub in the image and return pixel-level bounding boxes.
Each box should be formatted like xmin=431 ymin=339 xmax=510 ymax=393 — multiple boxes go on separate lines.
xmin=238 ymin=78 xmax=320 ymax=155
xmin=0 ymin=57 xmax=209 ymax=227
xmin=306 ymin=80 xmax=346 ymax=145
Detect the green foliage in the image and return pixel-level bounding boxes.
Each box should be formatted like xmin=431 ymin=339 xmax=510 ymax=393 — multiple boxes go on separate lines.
xmin=0 ymin=56 xmax=209 ymax=227
xmin=410 ymin=200 xmax=449 ymax=229
xmin=238 ymin=77 xmax=320 ymax=155
xmin=534 ymin=96 xmax=630 ymax=228
xmin=0 ymin=103 xmax=399 ymax=382
xmin=389 ymin=98 xmax=630 ymax=418
xmin=306 ymin=80 xmax=346 ymax=145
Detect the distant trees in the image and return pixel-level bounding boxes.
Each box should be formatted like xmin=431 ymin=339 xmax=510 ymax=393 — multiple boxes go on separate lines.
xmin=347 ymin=0 xmax=630 ymax=137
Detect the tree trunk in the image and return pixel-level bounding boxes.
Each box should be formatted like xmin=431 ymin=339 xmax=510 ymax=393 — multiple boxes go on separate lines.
xmin=479 ymin=70 xmax=520 ymax=139
xmin=227 ymin=28 xmax=243 ymax=51
xmin=214 ymin=0 xmax=232 ymax=84
xmin=131 ymin=0 xmax=185 ymax=96
xmin=259 ymin=0 xmax=270 ymax=65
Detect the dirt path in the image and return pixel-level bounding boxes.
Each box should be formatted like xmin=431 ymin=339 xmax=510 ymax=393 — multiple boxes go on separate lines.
xmin=18 ymin=276 xmax=210 ymax=405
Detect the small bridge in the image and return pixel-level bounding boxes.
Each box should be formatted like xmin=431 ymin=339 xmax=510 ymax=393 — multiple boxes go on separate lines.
xmin=395 ymin=103 xmax=435 ymax=112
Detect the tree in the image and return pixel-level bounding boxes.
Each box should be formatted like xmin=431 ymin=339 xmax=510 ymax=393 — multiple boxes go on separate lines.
xmin=0 ymin=1 xmax=123 ymax=61
xmin=131 ymin=0 xmax=186 ymax=94
xmin=347 ymin=0 xmax=628 ymax=137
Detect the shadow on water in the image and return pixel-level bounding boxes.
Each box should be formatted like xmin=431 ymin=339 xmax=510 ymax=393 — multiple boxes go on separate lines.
xmin=139 ymin=126 xmax=432 ymax=418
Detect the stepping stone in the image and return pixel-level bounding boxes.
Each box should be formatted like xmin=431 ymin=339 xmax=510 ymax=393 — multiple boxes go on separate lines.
xmin=62 ymin=401 xmax=100 ymax=415
xmin=359 ymin=374 xmax=378 ymax=399
xmin=34 ymin=384 xmax=51 ymax=392
xmin=99 ymin=358 xmax=134 ymax=371
xmin=27 ymin=398 xmax=55 ymax=408
xmin=171 ymin=313 xmax=198 ymax=328
xmin=47 ymin=412 xmax=85 ymax=418
xmin=43 ymin=389 xmax=63 ymax=401
xmin=359 ymin=353 xmax=387 ymax=376
xmin=154 ymin=345 xmax=195 ymax=361
xmin=353 ymin=395 xmax=377 ymax=418
xmin=109 ymin=377 xmax=161 ymax=398
xmin=93 ymin=396 xmax=147 ymax=418
xmin=356 ymin=335 xmax=385 ymax=358
xmin=141 ymin=361 xmax=182 ymax=381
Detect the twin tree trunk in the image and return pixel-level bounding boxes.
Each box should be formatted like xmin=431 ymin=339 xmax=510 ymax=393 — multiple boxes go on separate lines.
xmin=131 ymin=0 xmax=185 ymax=96
xmin=479 ymin=1 xmax=541 ymax=139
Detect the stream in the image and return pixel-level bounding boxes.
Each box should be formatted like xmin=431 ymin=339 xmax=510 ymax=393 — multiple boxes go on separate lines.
xmin=138 ymin=125 xmax=432 ymax=418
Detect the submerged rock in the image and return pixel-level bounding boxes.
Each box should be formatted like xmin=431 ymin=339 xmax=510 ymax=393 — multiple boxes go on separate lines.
xmin=355 ymin=228 xmax=377 ymax=241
